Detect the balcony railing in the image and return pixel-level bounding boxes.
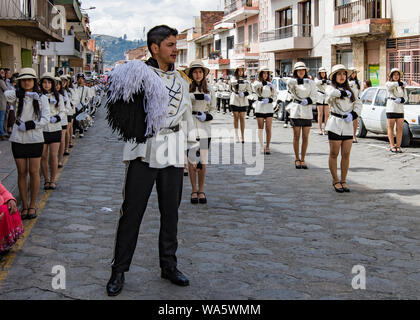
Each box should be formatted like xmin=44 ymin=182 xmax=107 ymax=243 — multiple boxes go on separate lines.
xmin=335 ymin=0 xmax=383 ymax=25
xmin=260 ymin=24 xmax=312 ymax=43
xmin=224 ymin=0 xmax=257 ymax=15
xmin=0 ymin=0 xmax=63 ymax=35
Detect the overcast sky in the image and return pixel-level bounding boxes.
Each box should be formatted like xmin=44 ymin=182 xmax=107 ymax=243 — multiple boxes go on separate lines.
xmin=81 ymin=0 xmax=222 ymax=40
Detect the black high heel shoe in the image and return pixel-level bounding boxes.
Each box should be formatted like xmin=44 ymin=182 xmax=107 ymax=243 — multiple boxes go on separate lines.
xmin=340 ymin=181 xmax=351 ymax=193
xmin=333 ymin=182 xmax=345 ymax=193
xmin=198 ymin=192 xmax=207 ymax=204
xmin=295 ymin=160 xmax=302 ymax=169
xmin=191 ymin=192 xmax=199 ymax=204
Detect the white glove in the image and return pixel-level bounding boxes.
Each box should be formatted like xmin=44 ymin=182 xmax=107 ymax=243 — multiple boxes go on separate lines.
xmin=327 ymin=80 xmax=332 ymax=85
xmin=18 ymin=122 xmax=26 ymax=132
xmin=344 ymin=112 xmax=353 ymax=123
xmin=304 ymin=79 xmax=311 ymax=84
xmin=396 ymin=98 xmax=403 ymax=104
xmin=402 ymin=81 xmax=408 ymax=88
xmin=300 ymin=99 xmax=309 ymax=106
xmin=262 ymin=98 xmax=269 ymax=104
xmin=267 ymin=82 xmax=274 ymax=88
xmin=239 ymin=92 xmax=245 ymax=98
xmin=25 ymin=92 xmax=40 ymax=101
xmin=345 ymin=90 xmax=352 ymax=98
xmin=49 ymin=97 xmax=57 ymax=104
xmin=50 ymin=116 xmax=58 ymax=124
xmin=195 ymin=112 xmax=207 ymax=122
xmin=204 ymin=94 xmax=211 ymax=102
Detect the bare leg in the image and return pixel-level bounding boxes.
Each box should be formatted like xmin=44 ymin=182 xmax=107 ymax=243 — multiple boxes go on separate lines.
xmin=41 ymin=144 xmax=49 ymax=183
xmin=300 ymin=126 xmax=311 ymax=164
xmin=239 ymin=111 xmax=246 ymax=142
xmin=340 ymin=140 xmax=353 ymax=189
xmin=387 ymin=119 xmax=396 ymax=148
xmin=317 ymin=105 xmax=324 ymax=133
xmin=188 ymin=161 xmax=198 ymax=196
xmin=15 ymin=159 xmax=29 ymax=210
xmin=49 ymin=142 xmax=60 ymax=185
xmin=395 ymin=118 xmax=405 ymax=148
xmin=324 ymin=105 xmax=330 ymax=133
xmin=58 ymin=129 xmax=66 ymax=166
xmin=265 ymin=117 xmax=273 ymax=152
xmin=28 ymin=157 xmax=41 ymax=209
xmin=233 ymin=111 xmax=239 ymax=142
xmin=293 ymin=126 xmax=302 ymax=161
xmin=329 ymin=140 xmax=342 ymax=184
xmin=257 ymin=117 xmax=265 ymax=151
xmin=198 ymin=164 xmax=207 ymax=197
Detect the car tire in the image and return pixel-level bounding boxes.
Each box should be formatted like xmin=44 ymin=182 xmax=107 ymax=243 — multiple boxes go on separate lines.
xmin=356 ymin=117 xmax=367 ymax=138
xmin=401 ymin=122 xmax=412 ymax=147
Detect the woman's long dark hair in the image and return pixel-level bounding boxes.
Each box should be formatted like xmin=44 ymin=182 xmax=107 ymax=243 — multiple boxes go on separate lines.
xmin=189 ymin=67 xmax=209 ymax=94
xmin=331 ymin=72 xmax=355 ymax=103
xmin=16 ymin=79 xmax=41 ymax=120
xmin=40 ymin=78 xmax=60 ymax=108
xmin=258 ymin=71 xmax=270 ymax=82
xmin=350 ymin=73 xmax=361 ymax=90
xmin=317 ymin=72 xmax=328 ymax=81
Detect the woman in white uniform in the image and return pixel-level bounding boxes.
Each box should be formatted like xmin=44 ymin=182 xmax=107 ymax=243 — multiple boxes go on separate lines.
xmin=185 ymin=60 xmax=216 ymax=205
xmin=348 ymin=68 xmax=362 ymax=143
xmin=315 ymin=67 xmax=330 ymax=135
xmin=40 ymin=73 xmax=66 ymax=191
xmin=253 ymin=67 xmax=277 ymax=155
xmin=5 ymin=68 xmax=50 ymax=220
xmin=230 ymin=66 xmax=251 ymax=143
xmin=286 ymin=62 xmax=318 ymax=169
xmin=56 ymin=77 xmax=69 ymax=169
xmin=386 ymin=68 xmax=408 ymax=153
xmin=325 ymin=65 xmax=362 ymax=193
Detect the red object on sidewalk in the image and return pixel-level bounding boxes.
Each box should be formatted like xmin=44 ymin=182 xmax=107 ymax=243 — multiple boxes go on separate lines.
xmin=0 ymin=204 xmax=24 ymax=253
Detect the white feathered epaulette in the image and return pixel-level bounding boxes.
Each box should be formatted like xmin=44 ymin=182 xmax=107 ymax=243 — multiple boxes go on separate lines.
xmin=106 ymin=60 xmax=168 ymax=137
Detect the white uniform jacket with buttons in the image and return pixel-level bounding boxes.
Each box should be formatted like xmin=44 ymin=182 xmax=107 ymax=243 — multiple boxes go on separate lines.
xmin=315 ymin=79 xmax=329 ymax=105
xmin=5 ymin=90 xmax=50 ymax=144
xmin=349 ymin=80 xmax=361 ymax=99
xmin=190 ymin=87 xmax=216 ymax=139
xmin=68 ymin=88 xmax=78 ymax=115
xmin=65 ymin=90 xmax=75 ymax=116
xmin=253 ymin=81 xmax=277 ymax=114
xmin=76 ymin=85 xmax=90 ymax=107
xmin=248 ymin=82 xmax=258 ymax=102
xmin=123 ymin=65 xmax=200 ymax=169
xmin=215 ymin=80 xmax=224 ymax=99
xmin=385 ymin=81 xmax=408 ymax=114
xmin=229 ymin=77 xmax=251 ymax=107
xmin=44 ymin=93 xmax=66 ymax=133
xmin=220 ymin=82 xmax=231 ymax=100
xmin=286 ymin=78 xmax=319 ymax=119
xmin=325 ymin=86 xmax=362 ymax=136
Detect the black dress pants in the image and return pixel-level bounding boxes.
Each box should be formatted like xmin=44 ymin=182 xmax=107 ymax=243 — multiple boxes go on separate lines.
xmin=111 ymin=159 xmax=184 ymax=273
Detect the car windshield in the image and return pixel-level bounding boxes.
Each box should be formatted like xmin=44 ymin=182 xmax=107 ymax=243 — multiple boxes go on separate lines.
xmin=406 ymin=88 xmax=420 ymax=105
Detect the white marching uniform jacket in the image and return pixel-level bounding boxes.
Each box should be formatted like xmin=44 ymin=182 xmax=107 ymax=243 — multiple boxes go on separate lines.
xmin=386 ymin=81 xmax=408 ymax=114
xmin=5 ymin=90 xmax=50 ymax=144
xmin=65 ymin=90 xmax=76 ymax=116
xmin=219 ymin=82 xmax=231 ymax=100
xmin=76 ymin=85 xmax=90 ymax=107
xmin=349 ymin=80 xmax=362 ymax=99
xmin=315 ymin=79 xmax=329 ymax=105
xmin=253 ymin=81 xmax=277 ymax=114
xmin=325 ymin=86 xmax=362 ymax=136
xmin=248 ymin=82 xmax=258 ymax=102
xmin=69 ymin=88 xmax=78 ymax=114
xmin=44 ymin=93 xmax=66 ymax=133
xmin=123 ymin=65 xmax=200 ymax=169
xmin=229 ymin=77 xmax=251 ymax=107
xmin=286 ymin=78 xmax=318 ymax=119
xmin=216 ymin=80 xmax=224 ymax=99
xmin=190 ymin=87 xmax=217 ymax=139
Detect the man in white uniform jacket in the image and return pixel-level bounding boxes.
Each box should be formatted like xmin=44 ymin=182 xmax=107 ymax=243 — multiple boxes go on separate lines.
xmin=106 ymin=25 xmax=200 ymax=297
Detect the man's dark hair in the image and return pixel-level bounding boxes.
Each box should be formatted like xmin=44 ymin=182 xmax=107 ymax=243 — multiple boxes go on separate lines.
xmin=147 ymin=25 xmax=178 ymax=54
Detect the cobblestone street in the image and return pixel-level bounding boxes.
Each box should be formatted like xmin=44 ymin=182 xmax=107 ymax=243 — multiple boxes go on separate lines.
xmin=0 ymin=104 xmax=419 ymax=300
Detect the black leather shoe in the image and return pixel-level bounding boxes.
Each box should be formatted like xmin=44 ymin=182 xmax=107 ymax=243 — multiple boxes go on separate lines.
xmin=161 ymin=267 xmax=189 ymax=286
xmin=106 ymin=271 xmax=125 ymax=297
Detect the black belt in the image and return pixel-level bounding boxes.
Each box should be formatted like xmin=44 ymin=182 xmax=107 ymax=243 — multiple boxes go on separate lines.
xmin=331 ymin=112 xmax=349 ymax=119
xmin=387 ymin=97 xmax=397 ymax=100
xmin=293 ymin=99 xmax=303 ymax=104
xmin=192 ymin=111 xmax=208 ymax=115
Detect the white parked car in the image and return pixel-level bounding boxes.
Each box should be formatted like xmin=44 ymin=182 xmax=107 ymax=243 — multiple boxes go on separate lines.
xmin=357 ymin=86 xmax=420 ymax=147
xmin=272 ymin=77 xmax=291 ymax=121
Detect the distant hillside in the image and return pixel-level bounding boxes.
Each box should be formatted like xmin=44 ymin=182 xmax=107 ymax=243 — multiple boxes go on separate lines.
xmin=93 ymin=34 xmax=146 ymax=67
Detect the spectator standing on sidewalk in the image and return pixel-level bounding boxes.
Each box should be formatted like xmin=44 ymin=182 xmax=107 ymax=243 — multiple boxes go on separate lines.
xmin=0 ymin=180 xmax=24 ymax=261
xmin=5 ymin=68 xmax=50 ymax=220
xmin=0 ymin=74 xmax=9 ymax=140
